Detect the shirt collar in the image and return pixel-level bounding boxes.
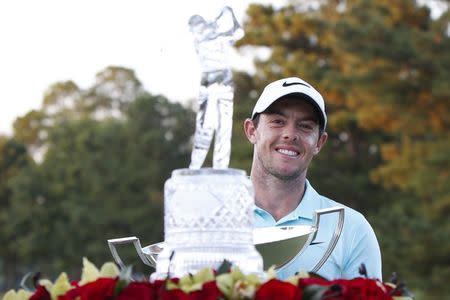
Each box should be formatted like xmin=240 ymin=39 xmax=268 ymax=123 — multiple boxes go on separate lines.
xmin=255 ymin=179 xmax=320 ymax=224
xmin=288 ymin=179 xmax=319 ymax=221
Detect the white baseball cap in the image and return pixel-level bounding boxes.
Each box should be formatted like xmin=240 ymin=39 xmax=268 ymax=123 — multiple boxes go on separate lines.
xmin=251 ymin=77 xmax=327 ymax=130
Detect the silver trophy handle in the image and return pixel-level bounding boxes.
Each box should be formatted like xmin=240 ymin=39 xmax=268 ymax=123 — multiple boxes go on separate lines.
xmin=310 ymin=207 xmax=345 ymax=273
xmin=107 ymin=236 xmax=157 ymax=269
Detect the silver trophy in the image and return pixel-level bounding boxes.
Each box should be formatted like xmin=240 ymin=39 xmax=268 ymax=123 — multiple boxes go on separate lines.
xmin=108 ymin=6 xmax=344 ymax=279
xmin=108 ymin=206 xmax=344 ymax=274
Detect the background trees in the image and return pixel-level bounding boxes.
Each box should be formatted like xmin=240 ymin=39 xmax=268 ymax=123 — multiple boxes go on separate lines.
xmin=0 ymin=0 xmax=448 ymax=298
xmin=1 ymin=66 xmax=195 ymax=286
xmin=0 ymin=137 xmax=31 ymax=288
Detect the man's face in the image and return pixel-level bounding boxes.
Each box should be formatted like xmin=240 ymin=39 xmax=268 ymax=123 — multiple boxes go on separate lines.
xmin=244 ymin=97 xmax=328 ymax=181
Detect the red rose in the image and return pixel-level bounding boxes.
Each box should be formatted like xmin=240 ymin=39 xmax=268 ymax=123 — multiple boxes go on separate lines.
xmin=255 ymin=279 xmax=301 ymax=300
xmin=70 ymin=280 xmax=79 ymax=287
xmin=332 ymin=278 xmax=393 ymax=300
xmin=117 ymin=282 xmax=156 ymax=300
xmin=151 ymin=280 xmax=167 ymax=297
xmin=60 ymin=278 xmax=118 ymax=300
xmin=190 ymin=281 xmax=223 ymax=300
xmin=160 ymin=288 xmax=191 ymax=300
xmin=299 ymin=277 xmax=394 ymax=300
xmin=298 ymin=277 xmax=330 ymax=288
xmin=29 ymin=285 xmax=51 ymax=300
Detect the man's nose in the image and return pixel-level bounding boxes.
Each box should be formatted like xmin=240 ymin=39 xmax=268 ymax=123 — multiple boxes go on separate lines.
xmin=282 ymin=126 xmax=298 ymax=141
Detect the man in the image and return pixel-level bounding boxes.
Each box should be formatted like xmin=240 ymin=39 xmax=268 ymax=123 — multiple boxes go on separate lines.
xmin=244 ymin=77 xmax=382 ymax=280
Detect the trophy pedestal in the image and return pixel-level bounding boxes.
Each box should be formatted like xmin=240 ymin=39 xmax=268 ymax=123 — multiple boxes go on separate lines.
xmin=151 ymin=168 xmax=263 ymax=279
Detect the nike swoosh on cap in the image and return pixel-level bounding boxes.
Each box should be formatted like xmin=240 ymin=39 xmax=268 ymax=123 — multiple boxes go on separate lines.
xmin=282 ymin=81 xmax=310 ymax=88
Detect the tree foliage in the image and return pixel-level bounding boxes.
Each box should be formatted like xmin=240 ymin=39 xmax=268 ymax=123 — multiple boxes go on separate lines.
xmin=0 ymin=137 xmax=31 ymax=288
xmin=2 ymin=68 xmax=195 ymax=289
xmin=12 ymin=66 xmax=144 ymax=155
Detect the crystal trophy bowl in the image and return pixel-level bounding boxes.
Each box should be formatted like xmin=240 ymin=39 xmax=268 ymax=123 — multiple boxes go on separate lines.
xmin=112 ymin=168 xmax=265 ymax=279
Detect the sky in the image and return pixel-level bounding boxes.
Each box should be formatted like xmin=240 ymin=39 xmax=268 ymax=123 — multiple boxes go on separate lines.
xmin=0 ymin=0 xmax=445 ymax=136
xmin=0 ymin=0 xmax=278 ymax=136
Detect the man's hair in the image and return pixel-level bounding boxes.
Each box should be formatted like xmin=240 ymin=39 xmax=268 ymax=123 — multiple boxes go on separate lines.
xmin=251 ymin=114 xmax=261 ymax=128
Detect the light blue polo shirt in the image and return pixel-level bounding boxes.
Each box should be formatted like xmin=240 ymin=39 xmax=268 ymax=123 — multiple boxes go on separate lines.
xmin=254 ymin=180 xmax=382 ymax=280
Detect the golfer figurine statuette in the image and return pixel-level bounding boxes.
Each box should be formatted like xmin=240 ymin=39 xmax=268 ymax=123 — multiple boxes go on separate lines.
xmin=188 ymin=6 xmax=244 ymax=169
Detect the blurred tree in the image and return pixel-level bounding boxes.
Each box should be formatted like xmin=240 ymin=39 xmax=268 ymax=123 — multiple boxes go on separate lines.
xmin=13 ymin=110 xmax=47 ymax=153
xmin=236 ymin=0 xmax=449 ymax=296
xmin=0 ymin=137 xmax=30 ymax=289
xmin=7 ymin=93 xmax=194 ymax=280
xmin=13 ymin=66 xmax=144 ymax=156
xmin=4 ymin=72 xmax=194 ymax=286
xmin=230 ymin=71 xmax=260 ymax=172
xmin=80 ymin=66 xmax=144 ymax=116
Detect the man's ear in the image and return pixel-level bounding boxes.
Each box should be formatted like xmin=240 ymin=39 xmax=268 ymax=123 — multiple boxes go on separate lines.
xmin=313 ymin=132 xmax=328 ymax=155
xmin=244 ymin=119 xmax=257 ymax=144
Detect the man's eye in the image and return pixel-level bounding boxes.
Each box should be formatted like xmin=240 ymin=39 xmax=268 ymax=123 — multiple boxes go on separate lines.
xmin=272 ymin=119 xmax=284 ymax=125
xmin=299 ymin=123 xmax=313 ymax=130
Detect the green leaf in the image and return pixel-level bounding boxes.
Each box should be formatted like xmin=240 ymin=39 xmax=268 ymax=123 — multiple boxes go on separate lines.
xmin=79 ymin=257 xmax=100 ymax=285
xmin=216 ymin=260 xmax=233 ymax=276
xmin=192 ymin=268 xmax=215 ymax=284
xmin=302 ymin=284 xmax=329 ymax=300
xmin=215 ymin=273 xmax=234 ymax=299
xmin=50 ymin=273 xmax=71 ymax=300
xmin=100 ymin=262 xmax=120 ymax=278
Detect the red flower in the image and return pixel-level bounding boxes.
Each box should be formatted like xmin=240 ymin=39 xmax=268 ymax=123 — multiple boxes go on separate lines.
xmin=255 ymin=279 xmax=301 ymax=300
xmin=190 ymin=281 xmax=223 ymax=300
xmin=70 ymin=280 xmax=79 ymax=287
xmin=160 ymin=288 xmax=190 ymax=300
xmin=25 ymin=268 xmax=403 ymax=300
xmin=298 ymin=277 xmax=330 ymax=288
xmin=298 ymin=277 xmax=394 ymax=300
xmin=152 ymin=280 xmax=167 ymax=297
xmin=117 ymin=282 xmax=156 ymax=300
xmin=60 ymin=278 xmax=118 ymax=300
xmin=332 ymin=278 xmax=393 ymax=300
xmin=29 ymin=285 xmax=51 ymax=300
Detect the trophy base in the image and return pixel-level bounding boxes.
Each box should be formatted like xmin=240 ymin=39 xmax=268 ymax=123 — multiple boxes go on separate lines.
xmin=153 ymin=168 xmax=263 ymax=278
xmin=151 ymin=245 xmax=263 ymax=280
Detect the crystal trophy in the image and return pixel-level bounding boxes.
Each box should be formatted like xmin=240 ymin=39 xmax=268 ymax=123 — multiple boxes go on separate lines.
xmin=107 ymin=6 xmax=344 ymax=279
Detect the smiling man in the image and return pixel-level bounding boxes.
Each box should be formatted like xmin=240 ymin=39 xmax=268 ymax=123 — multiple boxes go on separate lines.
xmin=244 ymin=77 xmax=382 ymax=280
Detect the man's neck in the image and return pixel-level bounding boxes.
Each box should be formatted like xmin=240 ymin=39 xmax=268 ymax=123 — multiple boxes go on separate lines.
xmin=251 ymin=169 xmax=307 ymax=222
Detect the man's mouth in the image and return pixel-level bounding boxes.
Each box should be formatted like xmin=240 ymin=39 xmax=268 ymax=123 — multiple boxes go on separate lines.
xmin=276 ymin=148 xmax=299 ymax=157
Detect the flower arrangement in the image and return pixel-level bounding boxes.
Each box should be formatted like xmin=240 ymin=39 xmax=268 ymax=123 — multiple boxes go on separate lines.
xmin=2 ymin=258 xmax=413 ymax=300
